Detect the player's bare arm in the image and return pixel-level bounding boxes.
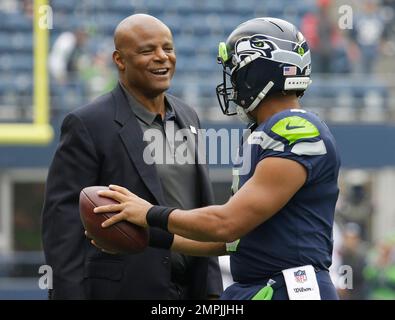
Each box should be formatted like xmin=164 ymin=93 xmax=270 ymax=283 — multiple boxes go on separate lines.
xmin=94 ymin=156 xmax=307 ymax=246
xmin=171 ymin=236 xmax=227 ymax=256
xmin=87 ymin=231 xmax=227 ymax=257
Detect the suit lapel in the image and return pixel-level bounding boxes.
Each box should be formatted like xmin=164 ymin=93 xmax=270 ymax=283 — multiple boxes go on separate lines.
xmin=112 ymin=84 xmax=166 ymax=205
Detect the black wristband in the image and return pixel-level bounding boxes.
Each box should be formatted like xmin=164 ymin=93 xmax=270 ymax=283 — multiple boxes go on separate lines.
xmin=146 ymin=206 xmax=177 ymax=232
xmin=148 ymin=229 xmax=174 ymax=249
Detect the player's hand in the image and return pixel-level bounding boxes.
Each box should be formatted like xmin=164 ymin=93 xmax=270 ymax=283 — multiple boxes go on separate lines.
xmin=84 ymin=230 xmax=118 ymax=254
xmin=93 ymin=184 xmax=153 ymax=228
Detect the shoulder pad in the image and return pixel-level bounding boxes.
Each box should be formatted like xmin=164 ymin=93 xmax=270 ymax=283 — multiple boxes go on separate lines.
xmin=271 ymin=115 xmax=320 ymax=145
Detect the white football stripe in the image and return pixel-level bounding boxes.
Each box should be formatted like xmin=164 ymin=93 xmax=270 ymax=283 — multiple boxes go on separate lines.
xmin=291 ymin=140 xmax=327 ymax=156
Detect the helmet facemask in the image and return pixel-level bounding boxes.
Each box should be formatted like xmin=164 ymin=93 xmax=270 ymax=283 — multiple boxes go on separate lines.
xmin=216 ymin=42 xmax=238 ymax=116
xmin=216 ymin=37 xmax=279 ymax=119
xmin=216 ymin=42 xmax=264 ymax=118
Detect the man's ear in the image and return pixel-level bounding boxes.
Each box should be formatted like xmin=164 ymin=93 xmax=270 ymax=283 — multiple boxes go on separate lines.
xmin=113 ymin=50 xmax=125 ymax=71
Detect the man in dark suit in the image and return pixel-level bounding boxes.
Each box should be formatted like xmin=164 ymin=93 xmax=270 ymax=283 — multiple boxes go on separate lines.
xmin=41 ymin=14 xmax=223 ymax=299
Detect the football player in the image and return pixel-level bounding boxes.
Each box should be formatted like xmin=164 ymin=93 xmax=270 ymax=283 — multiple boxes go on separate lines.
xmin=93 ymin=17 xmax=341 ymax=300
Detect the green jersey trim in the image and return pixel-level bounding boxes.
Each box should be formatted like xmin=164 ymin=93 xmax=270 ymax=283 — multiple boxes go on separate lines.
xmin=271 ymin=116 xmax=320 ymax=145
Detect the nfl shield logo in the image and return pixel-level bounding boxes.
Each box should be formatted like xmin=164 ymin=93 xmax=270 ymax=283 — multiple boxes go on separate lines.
xmin=294 ymin=270 xmax=307 ymax=283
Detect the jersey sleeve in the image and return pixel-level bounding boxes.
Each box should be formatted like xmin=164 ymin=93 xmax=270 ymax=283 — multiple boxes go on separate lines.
xmin=250 ymin=112 xmax=328 ymax=183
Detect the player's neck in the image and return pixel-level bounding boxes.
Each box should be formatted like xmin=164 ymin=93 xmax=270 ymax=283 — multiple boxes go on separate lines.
xmin=254 ymin=94 xmax=301 ymax=124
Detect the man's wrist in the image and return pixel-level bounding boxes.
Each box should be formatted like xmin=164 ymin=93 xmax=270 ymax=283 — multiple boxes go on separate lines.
xmin=146 ymin=205 xmax=177 ymax=232
xmin=148 ymin=229 xmax=174 ymax=249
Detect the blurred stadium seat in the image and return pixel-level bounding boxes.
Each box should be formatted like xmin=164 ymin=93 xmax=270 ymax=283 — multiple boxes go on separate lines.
xmin=0 ymin=251 xmax=46 ymax=300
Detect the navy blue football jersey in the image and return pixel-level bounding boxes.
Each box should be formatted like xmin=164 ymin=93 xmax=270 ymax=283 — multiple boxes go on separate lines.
xmin=229 ymin=109 xmax=340 ymax=283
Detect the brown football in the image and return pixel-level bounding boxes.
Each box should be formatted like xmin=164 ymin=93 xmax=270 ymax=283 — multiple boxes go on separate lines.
xmin=79 ymin=186 xmax=149 ymax=254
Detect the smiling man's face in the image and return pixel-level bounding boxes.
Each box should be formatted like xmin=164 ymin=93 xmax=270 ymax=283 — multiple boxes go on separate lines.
xmin=114 ymin=18 xmax=176 ymax=98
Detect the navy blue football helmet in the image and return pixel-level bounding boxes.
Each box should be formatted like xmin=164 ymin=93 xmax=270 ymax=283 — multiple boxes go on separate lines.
xmin=216 ymin=17 xmax=312 ymax=121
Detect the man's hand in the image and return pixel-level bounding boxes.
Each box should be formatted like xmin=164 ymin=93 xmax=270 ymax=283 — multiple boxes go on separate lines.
xmin=84 ymin=231 xmax=118 ymax=254
xmin=93 ymin=184 xmax=153 ymax=228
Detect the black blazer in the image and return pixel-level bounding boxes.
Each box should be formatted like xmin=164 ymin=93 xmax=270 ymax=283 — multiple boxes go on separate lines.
xmin=41 ymin=84 xmax=223 ymax=299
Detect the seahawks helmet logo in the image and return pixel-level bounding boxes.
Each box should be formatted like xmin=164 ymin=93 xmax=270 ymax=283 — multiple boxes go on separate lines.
xmin=233 ymin=34 xmax=311 ymax=72
xmin=234 ymin=35 xmax=275 ymax=62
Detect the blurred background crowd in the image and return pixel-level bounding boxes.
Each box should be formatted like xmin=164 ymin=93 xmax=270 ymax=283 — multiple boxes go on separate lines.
xmin=0 ymin=0 xmax=395 ymax=299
